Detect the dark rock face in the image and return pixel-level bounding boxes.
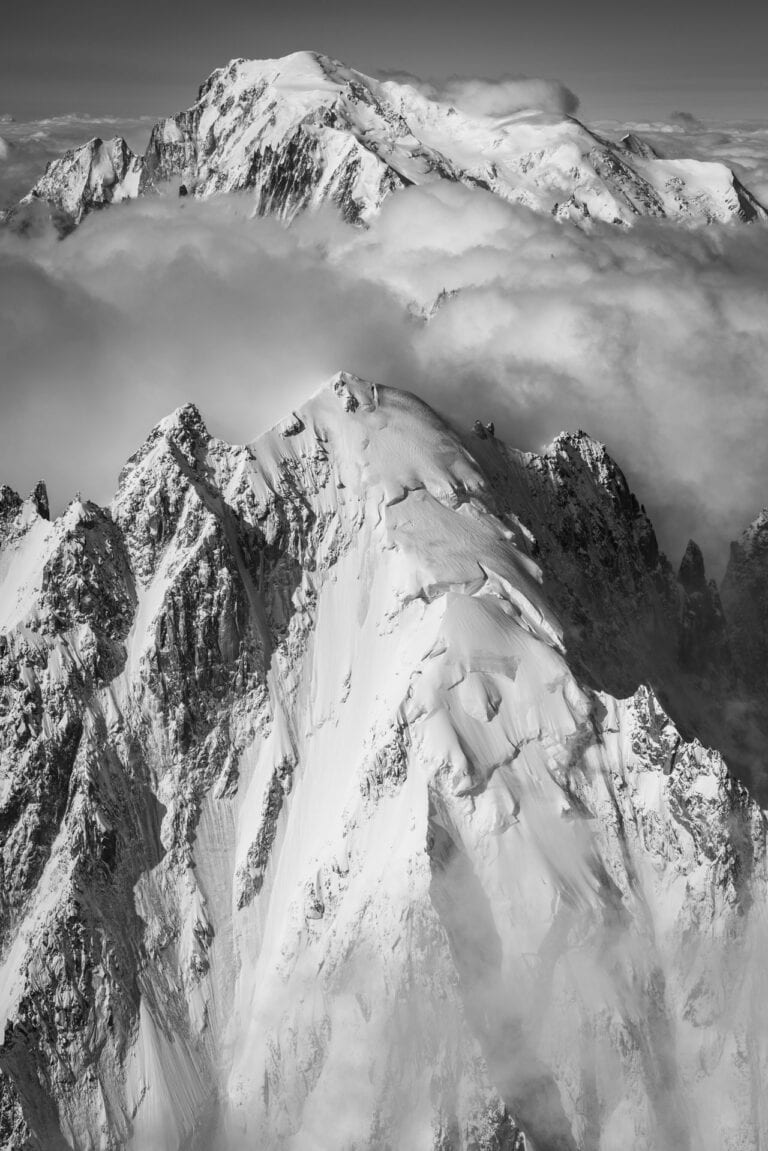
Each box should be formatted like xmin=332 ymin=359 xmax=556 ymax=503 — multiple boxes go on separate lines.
xmin=471 ymin=430 xmax=681 ymax=692
xmin=589 ymin=145 xmax=666 ymax=216
xmin=721 ymin=511 xmax=768 ymax=690
xmin=141 ymin=110 xmax=201 ymax=192
xmin=29 ymin=483 xmax=49 ymax=523
xmin=621 ymin=132 xmax=660 ymax=160
xmin=0 ymin=487 xmax=22 ymax=543
xmin=732 ymin=174 xmax=766 ymax=222
xmin=468 ymin=428 xmax=768 ymax=799
xmin=676 ymin=539 xmax=731 ymax=677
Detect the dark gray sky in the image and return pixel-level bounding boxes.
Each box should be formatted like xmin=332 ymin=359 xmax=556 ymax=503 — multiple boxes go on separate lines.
xmin=1 ymin=0 xmax=767 ymax=122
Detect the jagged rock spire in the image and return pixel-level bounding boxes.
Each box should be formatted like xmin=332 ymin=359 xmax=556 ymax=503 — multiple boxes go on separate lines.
xmin=678 ymin=538 xmax=706 ymax=591
xmin=29 ymin=480 xmax=49 ymax=521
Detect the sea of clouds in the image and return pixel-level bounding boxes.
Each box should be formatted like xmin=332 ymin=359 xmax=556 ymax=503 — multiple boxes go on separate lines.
xmin=1 ymin=99 xmax=768 ymax=579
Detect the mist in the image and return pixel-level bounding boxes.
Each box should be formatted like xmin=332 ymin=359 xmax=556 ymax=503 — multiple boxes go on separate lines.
xmin=2 ymin=154 xmax=768 ymax=576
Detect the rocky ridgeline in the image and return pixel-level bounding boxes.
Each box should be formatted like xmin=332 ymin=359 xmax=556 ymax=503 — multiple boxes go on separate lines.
xmin=0 ymin=401 xmax=337 ymax=1147
xmin=0 ymin=376 xmax=767 ymax=1149
xmin=469 ymin=426 xmax=762 ymax=789
xmin=6 ymin=52 xmax=766 ymax=234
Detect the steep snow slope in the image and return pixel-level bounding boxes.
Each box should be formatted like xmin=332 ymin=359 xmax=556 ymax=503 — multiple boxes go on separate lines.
xmin=0 ymin=376 xmax=767 ymax=1150
xmin=12 ymin=52 xmax=767 ymax=230
xmin=22 ymin=137 xmax=142 ymax=223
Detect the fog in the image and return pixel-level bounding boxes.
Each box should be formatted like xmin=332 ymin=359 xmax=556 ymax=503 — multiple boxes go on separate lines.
xmin=1 ymin=136 xmax=768 ymax=576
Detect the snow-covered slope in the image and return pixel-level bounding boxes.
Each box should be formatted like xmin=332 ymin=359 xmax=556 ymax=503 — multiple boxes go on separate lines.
xmin=20 ymin=136 xmax=143 ymax=225
xmin=0 ymin=374 xmax=767 ymax=1150
xmin=13 ymin=51 xmax=767 ymax=230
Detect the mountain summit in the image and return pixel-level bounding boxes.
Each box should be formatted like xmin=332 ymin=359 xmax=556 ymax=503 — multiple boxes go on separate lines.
xmin=1 ymin=374 xmax=767 ymax=1149
xmin=11 ymin=51 xmax=767 ymax=231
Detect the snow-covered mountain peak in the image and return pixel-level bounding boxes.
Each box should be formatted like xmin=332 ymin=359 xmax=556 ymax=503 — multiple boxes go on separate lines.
xmin=0 ymin=482 xmax=50 ymax=545
xmin=11 ymin=51 xmax=767 ymax=232
xmin=518 ymin=428 xmax=644 ymax=530
xmin=119 ymin=400 xmax=211 ymax=480
xmin=18 ymin=135 xmax=143 ymax=225
xmin=155 ymin=400 xmax=210 ymax=455
xmin=199 ymin=50 xmax=357 ymax=101
xmin=2 ymin=381 xmax=768 ymax=1149
xmin=157 ymin=398 xmax=208 ymax=433
xmin=547 ymin=427 xmax=613 ymax=468
xmin=251 ymin=371 xmax=491 ymax=517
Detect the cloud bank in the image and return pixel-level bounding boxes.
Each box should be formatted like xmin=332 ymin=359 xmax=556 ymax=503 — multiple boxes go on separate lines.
xmin=597 ymin=116 xmax=768 ymax=209
xmin=2 ymin=133 xmax=768 ymax=576
xmin=382 ymin=70 xmax=580 ymax=117
xmin=438 ymin=76 xmax=580 ymax=117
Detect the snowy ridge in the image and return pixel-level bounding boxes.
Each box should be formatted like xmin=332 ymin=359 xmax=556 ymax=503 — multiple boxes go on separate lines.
xmin=12 ymin=51 xmax=768 ymax=229
xmin=0 ymin=375 xmax=767 ymax=1149
xmin=18 ymin=136 xmax=143 ymax=228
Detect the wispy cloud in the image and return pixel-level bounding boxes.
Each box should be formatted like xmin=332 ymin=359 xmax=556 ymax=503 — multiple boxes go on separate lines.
xmin=380 ymin=69 xmax=580 ymax=117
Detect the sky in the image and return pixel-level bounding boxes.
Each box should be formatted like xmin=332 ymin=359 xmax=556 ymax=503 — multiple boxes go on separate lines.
xmin=1 ymin=0 xmax=767 ymax=123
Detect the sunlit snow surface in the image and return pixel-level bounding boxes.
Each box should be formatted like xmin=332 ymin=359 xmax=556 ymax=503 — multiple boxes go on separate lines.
xmin=0 ymin=376 xmax=766 ymax=1149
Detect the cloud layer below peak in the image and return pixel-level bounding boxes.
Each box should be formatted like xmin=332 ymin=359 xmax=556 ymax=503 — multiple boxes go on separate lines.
xmin=2 ymin=110 xmax=768 ymax=579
